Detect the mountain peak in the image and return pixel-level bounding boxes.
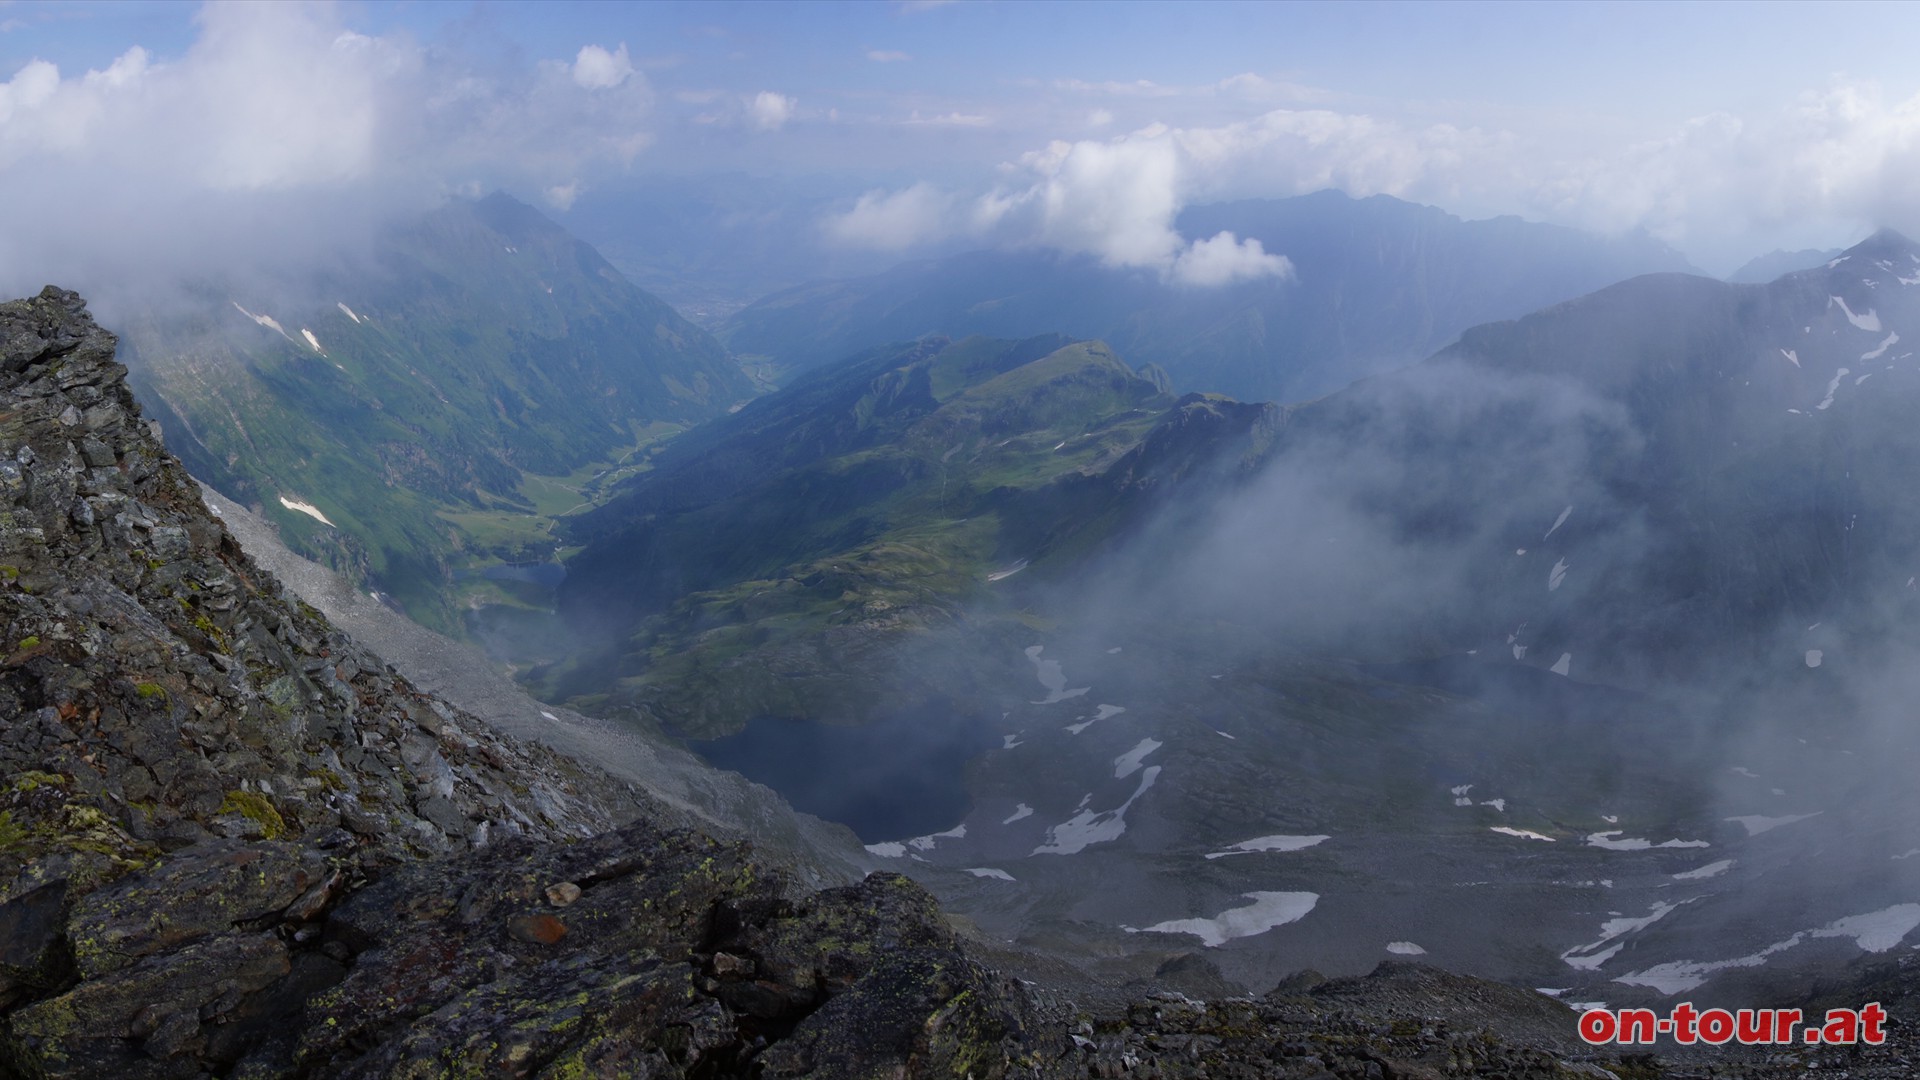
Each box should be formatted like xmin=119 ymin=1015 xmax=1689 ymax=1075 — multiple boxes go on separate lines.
xmin=1843 ymin=225 xmax=1920 ymax=260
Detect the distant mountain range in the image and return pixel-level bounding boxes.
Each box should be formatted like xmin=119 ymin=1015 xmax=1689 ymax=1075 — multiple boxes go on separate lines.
xmin=118 ymin=193 xmax=754 ymax=627
xmin=720 ymin=190 xmax=1698 ymax=403
xmin=1727 ymin=246 xmax=1845 ymax=283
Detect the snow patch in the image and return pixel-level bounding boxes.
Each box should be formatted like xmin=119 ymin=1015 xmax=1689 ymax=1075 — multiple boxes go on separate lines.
xmin=1204 ymin=834 xmax=1329 ymax=859
xmin=1563 ymin=901 xmax=1688 ymax=969
xmin=1830 ymin=295 xmax=1882 ymax=331
xmin=1066 ymin=704 xmax=1125 ymax=735
xmin=336 ymin=302 xmax=362 ymax=323
xmin=1001 ymin=734 xmax=1023 ymax=750
xmin=988 ymin=560 xmax=1029 ymax=582
xmin=1550 ymin=652 xmax=1571 ymax=676
xmin=1491 ymin=827 xmax=1555 ymax=842
xmin=277 ymin=496 xmax=335 ymax=527
xmin=1548 ymin=559 xmax=1570 ymax=591
xmin=1616 ymin=904 xmax=1920 ymax=995
xmin=1781 ymin=348 xmax=1800 ymax=367
xmin=1727 ymin=812 xmax=1821 ymax=835
xmin=1001 ymin=803 xmax=1033 ymax=825
xmin=1585 ymin=831 xmax=1710 ymax=851
xmin=1385 ymin=941 xmax=1427 ymax=955
xmin=1805 ymin=649 xmax=1824 ymax=668
xmin=1132 ymin=892 xmax=1318 ymax=947
xmin=964 ymin=867 xmax=1015 ymax=881
xmin=1025 ymin=645 xmax=1090 ymax=704
xmin=1863 ymin=331 xmax=1900 ymax=360
xmin=904 ymin=823 xmax=967 ymax=852
xmin=1563 ymin=943 xmax=1623 ymax=970
xmin=300 ymin=328 xmax=324 ymax=354
xmin=1033 ymin=766 xmax=1160 ymax=855
xmin=865 ymin=842 xmax=906 ymax=858
xmin=1815 ymin=367 xmax=1851 ymax=410
xmin=1544 ymin=505 xmax=1573 ymax=539
xmin=1113 ymin=738 xmax=1162 ymax=779
xmin=1673 ymin=859 xmax=1734 ymax=881
xmin=231 ymin=301 xmax=293 ymax=341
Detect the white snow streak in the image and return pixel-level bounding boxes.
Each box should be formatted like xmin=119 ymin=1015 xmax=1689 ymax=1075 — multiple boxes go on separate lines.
xmin=277 ymin=496 xmax=334 ymax=527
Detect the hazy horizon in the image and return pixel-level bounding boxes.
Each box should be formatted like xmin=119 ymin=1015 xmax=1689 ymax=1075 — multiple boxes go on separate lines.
xmin=6 ymin=0 xmax=1920 ymax=300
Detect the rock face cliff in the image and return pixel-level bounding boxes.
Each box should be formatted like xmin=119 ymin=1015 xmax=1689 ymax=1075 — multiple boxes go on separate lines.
xmin=4 ymin=286 xmax=1904 ymax=1079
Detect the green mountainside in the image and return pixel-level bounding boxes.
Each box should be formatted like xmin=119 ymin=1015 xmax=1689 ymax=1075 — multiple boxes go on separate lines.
xmin=117 ymin=193 xmax=755 ymax=630
xmin=548 ymin=335 xmax=1271 ymax=734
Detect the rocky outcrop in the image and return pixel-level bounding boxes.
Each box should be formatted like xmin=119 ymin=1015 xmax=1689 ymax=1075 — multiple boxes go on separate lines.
xmin=0 ymin=287 xmax=1832 ymax=1078
xmin=0 ymin=288 xmax=1042 ymax=1076
xmin=0 ymin=286 xmax=649 ymax=1075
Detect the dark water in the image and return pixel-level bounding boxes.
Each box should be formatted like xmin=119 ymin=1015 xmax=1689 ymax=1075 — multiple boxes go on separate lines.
xmin=692 ymin=704 xmax=998 ymax=843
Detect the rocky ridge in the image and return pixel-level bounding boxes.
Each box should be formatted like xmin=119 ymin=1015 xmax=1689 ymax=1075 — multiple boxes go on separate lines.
xmin=0 ymin=286 xmax=1881 ymax=1078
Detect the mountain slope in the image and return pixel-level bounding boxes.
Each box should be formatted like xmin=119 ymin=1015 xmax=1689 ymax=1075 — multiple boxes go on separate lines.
xmin=548 ymin=335 xmax=1270 ymax=736
xmin=1236 ymin=228 xmax=1920 ymax=685
xmin=118 ymin=192 xmax=755 ymax=628
xmin=0 ymin=287 xmax=1722 ymax=1080
xmin=721 ymin=190 xmax=1697 ymax=403
xmin=552 ymin=233 xmax=1920 ymax=1013
xmin=883 ymin=227 xmax=1920 ymax=1005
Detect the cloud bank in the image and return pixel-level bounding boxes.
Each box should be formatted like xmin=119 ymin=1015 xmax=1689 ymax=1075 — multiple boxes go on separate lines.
xmin=827 ymin=78 xmax=1920 ymax=276
xmin=0 ymin=2 xmax=659 ymax=305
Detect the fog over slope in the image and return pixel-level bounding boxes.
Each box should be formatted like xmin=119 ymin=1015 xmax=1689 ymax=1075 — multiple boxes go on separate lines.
xmin=563 ymin=233 xmax=1920 ymax=1002
xmin=844 ymin=230 xmax=1920 ymax=999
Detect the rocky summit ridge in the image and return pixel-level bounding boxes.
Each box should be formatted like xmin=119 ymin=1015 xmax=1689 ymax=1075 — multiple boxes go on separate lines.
xmin=0 ymin=286 xmax=1899 ymax=1078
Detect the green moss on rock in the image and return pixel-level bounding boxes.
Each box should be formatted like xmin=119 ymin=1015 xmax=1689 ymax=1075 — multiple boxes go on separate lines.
xmin=217 ymin=790 xmax=287 ymax=840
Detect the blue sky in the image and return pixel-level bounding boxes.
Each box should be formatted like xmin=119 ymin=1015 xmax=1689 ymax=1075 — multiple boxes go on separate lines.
xmin=6 ymin=0 xmax=1920 ymax=289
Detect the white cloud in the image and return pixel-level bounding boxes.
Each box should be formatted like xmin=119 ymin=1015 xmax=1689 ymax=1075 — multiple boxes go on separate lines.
xmin=825 ymin=105 xmax=1488 ymax=283
xmin=0 ymin=1 xmax=663 ymax=304
xmin=824 ymin=182 xmax=957 ymax=250
xmin=1527 ymin=83 xmax=1920 ymax=263
xmin=545 ymin=181 xmax=580 ymax=211
xmin=1169 ymin=231 xmax=1293 ymax=286
xmin=867 ymin=50 xmax=911 ymax=63
xmin=1007 ymin=133 xmax=1186 ymax=267
xmin=750 ymin=90 xmax=795 ymax=130
xmin=570 ymin=43 xmax=633 ymax=90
